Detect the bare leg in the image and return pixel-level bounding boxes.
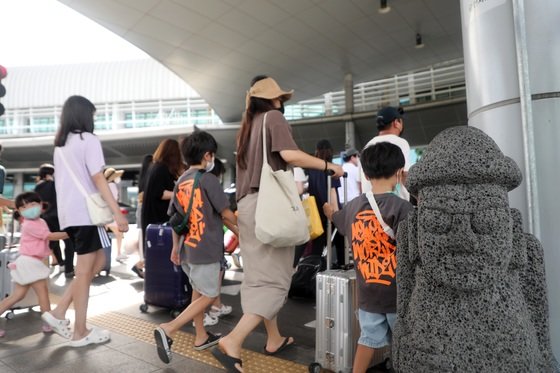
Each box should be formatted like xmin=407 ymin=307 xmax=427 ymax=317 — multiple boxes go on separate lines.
xmin=29 ymin=279 xmax=51 ymax=314
xmin=134 ymin=228 xmax=144 ymax=270
xmin=159 ymin=290 xmax=215 ymax=345
xmin=218 ymin=313 xmax=262 ymax=358
xmin=49 ymin=249 xmax=103 ymax=321
xmin=0 ymin=283 xmax=30 ymax=315
xmin=115 ymin=231 xmax=123 ymax=256
xmin=211 ymin=269 xmax=224 ymax=308
xmin=51 ymin=249 xmax=105 ymax=340
xmin=263 ymin=316 xmax=294 ymax=353
xmin=353 ymin=344 xmax=376 ymax=373
xmin=71 ymin=251 xmax=98 ymax=340
xmin=108 ymin=225 xmax=124 ymax=257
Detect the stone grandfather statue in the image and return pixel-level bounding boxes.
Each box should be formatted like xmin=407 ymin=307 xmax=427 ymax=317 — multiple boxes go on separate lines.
xmin=392 ymin=126 xmax=558 ymax=372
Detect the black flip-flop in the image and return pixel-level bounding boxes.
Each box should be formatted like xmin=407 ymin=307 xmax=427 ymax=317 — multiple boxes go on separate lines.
xmin=154 ymin=327 xmax=173 ymax=364
xmin=263 ymin=336 xmax=294 ymax=356
xmin=211 ymin=347 xmax=243 ymax=373
xmin=194 ymin=332 xmax=221 ymax=351
xmin=131 ymin=265 xmax=144 ymax=278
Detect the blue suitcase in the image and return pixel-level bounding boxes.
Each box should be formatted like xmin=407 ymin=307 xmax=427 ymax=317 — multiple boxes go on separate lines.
xmin=140 ymin=224 xmax=192 ymax=317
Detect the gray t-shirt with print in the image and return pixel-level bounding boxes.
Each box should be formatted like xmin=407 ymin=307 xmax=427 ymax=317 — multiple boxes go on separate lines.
xmin=168 ymin=168 xmax=229 ymax=265
xmin=332 ymin=193 xmax=413 ymax=313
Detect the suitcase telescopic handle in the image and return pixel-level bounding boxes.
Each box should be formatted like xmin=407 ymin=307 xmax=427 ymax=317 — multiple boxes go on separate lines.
xmin=325 ymin=170 xmax=348 ymax=269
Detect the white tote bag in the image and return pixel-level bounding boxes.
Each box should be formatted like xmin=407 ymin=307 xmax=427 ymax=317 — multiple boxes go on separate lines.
xmin=254 ymin=112 xmax=310 ymax=248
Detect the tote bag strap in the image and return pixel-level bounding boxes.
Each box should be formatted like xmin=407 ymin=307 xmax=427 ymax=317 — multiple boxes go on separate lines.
xmin=365 ymin=191 xmax=395 ymax=239
xmin=261 ymin=112 xmax=270 ymax=166
xmin=56 ymin=147 xmax=89 ymax=199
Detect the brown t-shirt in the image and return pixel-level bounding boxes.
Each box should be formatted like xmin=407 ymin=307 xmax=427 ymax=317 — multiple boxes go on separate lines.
xmin=236 ymin=110 xmax=299 ymax=201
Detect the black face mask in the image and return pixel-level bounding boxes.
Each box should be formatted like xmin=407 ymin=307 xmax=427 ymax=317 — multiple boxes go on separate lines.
xmin=277 ymin=102 xmax=285 ymax=114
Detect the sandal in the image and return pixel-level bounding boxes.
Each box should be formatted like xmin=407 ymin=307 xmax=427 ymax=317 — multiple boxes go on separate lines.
xmin=41 ymin=312 xmax=72 ymax=339
xmin=131 ymin=265 xmax=144 ymax=279
xmin=154 ymin=327 xmax=173 ymax=363
xmin=193 ymin=332 xmax=221 ymax=351
xmin=69 ymin=327 xmax=110 ymax=347
xmin=263 ymin=336 xmax=294 ymax=356
xmin=211 ymin=347 xmax=243 ymax=373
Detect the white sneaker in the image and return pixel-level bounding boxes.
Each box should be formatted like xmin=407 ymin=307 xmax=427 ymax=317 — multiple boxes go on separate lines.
xmin=193 ymin=313 xmax=218 ymax=327
xmin=116 ymin=254 xmax=128 ymax=263
xmin=209 ymin=304 xmax=233 ymax=318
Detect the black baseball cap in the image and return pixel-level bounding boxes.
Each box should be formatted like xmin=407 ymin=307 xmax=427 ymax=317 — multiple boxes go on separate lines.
xmin=376 ymin=106 xmax=404 ymax=128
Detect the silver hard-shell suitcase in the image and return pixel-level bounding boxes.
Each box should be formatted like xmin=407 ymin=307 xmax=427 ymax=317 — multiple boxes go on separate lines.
xmin=313 ymin=269 xmax=359 ymax=373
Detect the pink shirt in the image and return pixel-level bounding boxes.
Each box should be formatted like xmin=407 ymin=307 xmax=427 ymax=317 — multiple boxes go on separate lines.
xmin=19 ymin=218 xmax=51 ymax=259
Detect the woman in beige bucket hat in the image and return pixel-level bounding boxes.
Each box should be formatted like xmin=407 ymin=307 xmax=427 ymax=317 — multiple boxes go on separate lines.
xmin=212 ymin=76 xmax=343 ymax=372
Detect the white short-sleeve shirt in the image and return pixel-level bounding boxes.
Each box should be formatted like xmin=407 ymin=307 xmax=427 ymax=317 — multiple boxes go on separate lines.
xmin=359 ymin=134 xmax=411 ymax=201
xmin=338 ymin=162 xmax=361 ymax=203
xmin=54 ymin=132 xmax=106 ymax=229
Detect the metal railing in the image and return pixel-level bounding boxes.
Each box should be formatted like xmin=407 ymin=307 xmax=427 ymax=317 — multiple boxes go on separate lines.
xmin=0 ymin=97 xmax=223 ymax=137
xmin=0 ymin=60 xmax=466 ymax=136
xmin=285 ymin=60 xmax=465 ymax=120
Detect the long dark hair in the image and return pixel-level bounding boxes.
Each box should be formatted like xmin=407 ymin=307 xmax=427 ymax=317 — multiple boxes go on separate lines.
xmin=137 ymin=154 xmax=153 ymax=193
xmin=54 ymin=95 xmax=96 ymax=147
xmin=152 ymin=138 xmax=183 ymax=178
xmin=315 ymin=139 xmax=334 ymax=162
xmin=237 ymin=75 xmax=276 ymax=169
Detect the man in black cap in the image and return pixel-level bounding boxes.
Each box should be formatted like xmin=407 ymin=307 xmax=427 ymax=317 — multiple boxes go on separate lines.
xmin=338 ymin=148 xmax=361 ymax=202
xmin=359 ymin=106 xmax=411 ymax=201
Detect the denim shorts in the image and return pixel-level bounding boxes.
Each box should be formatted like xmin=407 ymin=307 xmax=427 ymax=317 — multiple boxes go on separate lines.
xmin=181 ymin=261 xmax=221 ymax=298
xmin=357 ymin=309 xmax=396 ymax=348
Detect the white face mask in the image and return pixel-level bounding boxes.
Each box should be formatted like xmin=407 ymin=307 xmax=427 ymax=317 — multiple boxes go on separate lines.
xmin=114 ymin=177 xmax=121 ymax=184
xmin=205 ymin=156 xmax=215 ymax=173
xmin=392 ymin=169 xmax=403 ymax=195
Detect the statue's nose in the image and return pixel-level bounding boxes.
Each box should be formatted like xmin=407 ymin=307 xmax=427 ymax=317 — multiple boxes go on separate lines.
xmin=447 ymin=214 xmax=477 ymax=252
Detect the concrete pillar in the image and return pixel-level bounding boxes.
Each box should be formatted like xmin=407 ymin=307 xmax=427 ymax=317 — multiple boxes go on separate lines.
xmin=460 ymin=0 xmax=560 ymax=357
xmin=344 ymin=73 xmax=356 ymax=149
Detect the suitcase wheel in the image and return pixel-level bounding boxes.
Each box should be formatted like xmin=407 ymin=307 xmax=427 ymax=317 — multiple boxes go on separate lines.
xmin=5 ymin=311 xmax=14 ymax=320
xmin=139 ymin=303 xmax=148 ymax=313
xmin=308 ymin=362 xmax=322 ymax=373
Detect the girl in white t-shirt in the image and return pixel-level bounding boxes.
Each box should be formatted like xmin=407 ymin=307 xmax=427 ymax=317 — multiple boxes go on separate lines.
xmin=0 ymin=192 xmax=68 ymax=337
xmin=41 ymin=95 xmax=128 ymax=347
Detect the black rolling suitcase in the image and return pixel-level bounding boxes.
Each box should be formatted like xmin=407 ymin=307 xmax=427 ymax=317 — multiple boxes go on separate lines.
xmin=140 ymin=224 xmax=192 ymax=317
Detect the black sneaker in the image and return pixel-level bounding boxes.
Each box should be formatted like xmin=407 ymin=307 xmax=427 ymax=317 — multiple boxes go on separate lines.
xmin=193 ymin=332 xmax=221 ymax=351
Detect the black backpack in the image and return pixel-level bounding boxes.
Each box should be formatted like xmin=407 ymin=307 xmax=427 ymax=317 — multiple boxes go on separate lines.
xmin=288 ymin=255 xmax=326 ymax=299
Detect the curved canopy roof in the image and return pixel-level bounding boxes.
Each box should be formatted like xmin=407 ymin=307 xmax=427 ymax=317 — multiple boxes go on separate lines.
xmin=58 ymin=0 xmax=463 ymax=123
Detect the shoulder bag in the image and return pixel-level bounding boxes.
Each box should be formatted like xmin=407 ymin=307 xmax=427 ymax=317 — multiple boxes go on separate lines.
xmin=254 ymin=112 xmax=310 ymax=247
xmin=57 ymin=148 xmax=113 ymax=226
xmin=168 ymin=170 xmax=202 ymax=236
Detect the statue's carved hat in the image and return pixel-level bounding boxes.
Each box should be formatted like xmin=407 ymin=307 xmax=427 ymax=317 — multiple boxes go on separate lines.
xmin=407 ymin=126 xmax=522 ymax=195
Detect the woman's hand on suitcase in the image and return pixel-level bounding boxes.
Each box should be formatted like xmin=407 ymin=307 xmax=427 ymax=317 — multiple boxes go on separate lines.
xmin=170 ymin=245 xmax=180 ymax=266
